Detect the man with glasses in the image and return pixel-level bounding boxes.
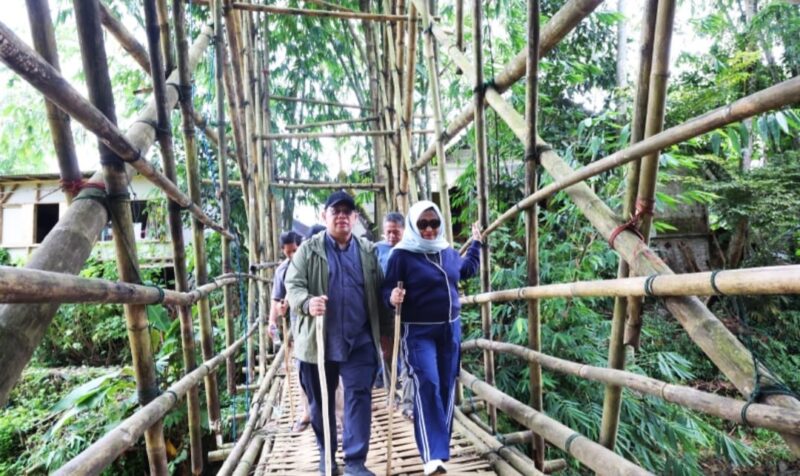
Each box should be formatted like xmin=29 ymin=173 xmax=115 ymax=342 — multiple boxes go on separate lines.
xmin=286 ymin=190 xmax=390 ymax=476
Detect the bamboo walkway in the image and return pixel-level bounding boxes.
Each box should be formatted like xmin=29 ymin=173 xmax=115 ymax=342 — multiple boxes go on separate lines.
xmin=255 ymin=363 xmax=498 ymax=475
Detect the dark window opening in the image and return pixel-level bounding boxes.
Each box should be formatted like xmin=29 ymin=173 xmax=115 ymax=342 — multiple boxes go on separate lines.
xmin=131 ymin=200 xmax=149 ymax=239
xmin=35 ymin=203 xmax=60 ymax=244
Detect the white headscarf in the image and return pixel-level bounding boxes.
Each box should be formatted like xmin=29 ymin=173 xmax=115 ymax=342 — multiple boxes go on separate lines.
xmin=392 ymin=200 xmax=450 ymax=255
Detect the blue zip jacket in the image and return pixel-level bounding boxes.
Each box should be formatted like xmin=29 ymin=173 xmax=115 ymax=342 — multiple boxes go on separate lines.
xmin=381 ymin=241 xmax=481 ymax=324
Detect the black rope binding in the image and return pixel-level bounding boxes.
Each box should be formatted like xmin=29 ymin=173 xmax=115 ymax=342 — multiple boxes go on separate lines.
xmin=134 ymin=119 xmax=171 ymax=136
xmin=138 ymin=385 xmax=162 ymax=405
xmin=564 ymin=433 xmax=581 ymax=453
xmin=644 ymin=274 xmax=658 ymax=297
xmin=73 ymin=187 xmax=111 ymax=216
xmin=710 ymin=269 xmax=725 ymax=295
xmin=148 ymin=284 xmax=166 ymax=304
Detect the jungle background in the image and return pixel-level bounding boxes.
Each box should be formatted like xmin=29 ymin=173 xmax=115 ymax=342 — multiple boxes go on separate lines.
xmin=0 ymin=0 xmax=799 ymax=474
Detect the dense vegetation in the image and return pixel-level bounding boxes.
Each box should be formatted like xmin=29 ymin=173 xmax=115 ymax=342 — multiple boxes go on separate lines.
xmin=1 ymin=0 xmax=799 ymax=474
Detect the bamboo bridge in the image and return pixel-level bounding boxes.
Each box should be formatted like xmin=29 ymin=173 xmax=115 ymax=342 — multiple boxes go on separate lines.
xmin=0 ymin=0 xmax=799 ymax=474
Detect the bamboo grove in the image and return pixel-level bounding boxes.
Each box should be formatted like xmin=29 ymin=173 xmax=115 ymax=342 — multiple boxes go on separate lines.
xmin=0 ymin=0 xmax=798 ymax=474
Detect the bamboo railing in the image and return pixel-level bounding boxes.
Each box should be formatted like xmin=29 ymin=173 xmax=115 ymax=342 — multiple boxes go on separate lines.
xmin=2 ymin=0 xmax=799 ymax=473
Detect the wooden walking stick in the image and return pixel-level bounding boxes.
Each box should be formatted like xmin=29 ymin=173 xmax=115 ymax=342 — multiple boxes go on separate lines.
xmin=315 ymin=299 xmax=333 ymax=476
xmin=281 ymin=302 xmax=296 ymax=427
xmin=386 ymin=281 xmax=404 ymax=475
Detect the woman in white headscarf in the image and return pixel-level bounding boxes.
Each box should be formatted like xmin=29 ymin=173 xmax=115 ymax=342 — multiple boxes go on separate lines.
xmin=382 ymin=200 xmax=482 ymax=476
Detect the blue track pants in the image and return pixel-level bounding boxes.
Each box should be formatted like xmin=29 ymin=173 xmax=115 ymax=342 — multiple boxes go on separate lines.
xmin=402 ymin=318 xmax=461 ymax=463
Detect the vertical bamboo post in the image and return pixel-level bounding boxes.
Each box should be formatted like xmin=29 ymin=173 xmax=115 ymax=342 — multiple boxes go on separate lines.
xmin=456 ymin=0 xmax=464 ymax=54
xmin=25 ymin=0 xmax=80 ymax=202
xmin=238 ymin=6 xmax=261 ymax=384
xmin=71 ymin=1 xmax=168 ymax=473
xmin=261 ymin=15 xmax=281 ymax=259
xmin=472 ymin=0 xmax=496 ymax=432
xmin=223 ymin=0 xmax=252 ymax=213
xmin=173 ymin=0 xmax=223 ymax=438
xmin=599 ymin=0 xmax=658 ymax=450
xmin=213 ymin=0 xmax=237 ymax=396
xmin=155 ymin=0 xmax=174 ymax=75
xmin=524 ymin=0 xmax=544 ymax=468
xmin=417 ymin=0 xmax=453 ymax=242
xmin=142 ymin=0 xmax=203 ymax=471
xmin=628 ymin=0 xmax=676 ymax=347
xmin=402 ymin=1 xmax=419 ymax=209
xmin=382 ymin=0 xmax=418 ymax=211
xmin=361 ymin=0 xmax=389 ymax=222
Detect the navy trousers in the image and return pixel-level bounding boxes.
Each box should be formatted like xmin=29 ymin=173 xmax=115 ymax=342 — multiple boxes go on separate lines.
xmin=402 ymin=318 xmax=461 ymax=463
xmin=299 ymin=341 xmax=378 ymax=468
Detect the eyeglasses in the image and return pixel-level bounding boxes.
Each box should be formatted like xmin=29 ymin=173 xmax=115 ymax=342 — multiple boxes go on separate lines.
xmin=416 ymin=219 xmax=441 ymax=230
xmin=328 ymin=207 xmax=354 ymax=217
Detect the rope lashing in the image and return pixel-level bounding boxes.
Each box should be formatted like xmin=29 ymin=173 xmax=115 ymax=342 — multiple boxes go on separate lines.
xmin=60 ymin=179 xmax=106 ymax=196
xmin=138 ymin=385 xmax=162 ymax=405
xmin=564 ymin=432 xmax=581 ymax=453
xmin=608 ymin=197 xmax=655 ymax=250
xmin=472 ymin=78 xmax=497 ymax=95
xmin=73 ymin=186 xmax=111 ymax=216
xmin=710 ymin=269 xmax=725 ymax=295
xmin=148 ymin=284 xmax=166 ymax=304
xmin=524 ymin=143 xmax=553 ymax=163
xmin=133 ymin=118 xmax=171 ymax=136
xmin=643 ymin=274 xmax=658 ymax=297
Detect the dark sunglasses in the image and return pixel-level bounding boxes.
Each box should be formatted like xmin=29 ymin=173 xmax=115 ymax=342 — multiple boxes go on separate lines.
xmin=416 ymin=219 xmax=441 ymax=230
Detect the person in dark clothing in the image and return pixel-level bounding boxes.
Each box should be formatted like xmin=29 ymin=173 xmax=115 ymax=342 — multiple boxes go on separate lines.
xmin=382 ymin=200 xmax=482 ymax=476
xmin=269 ymin=230 xmax=310 ymax=432
xmin=285 ymin=191 xmax=390 ymax=476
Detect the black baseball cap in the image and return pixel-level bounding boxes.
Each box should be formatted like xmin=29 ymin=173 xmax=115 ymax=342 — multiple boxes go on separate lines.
xmin=324 ymin=190 xmax=356 ymax=210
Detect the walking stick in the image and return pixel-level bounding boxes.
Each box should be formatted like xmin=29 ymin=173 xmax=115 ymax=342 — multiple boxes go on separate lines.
xmin=281 ymin=303 xmax=295 ymax=427
xmin=315 ymin=305 xmax=333 ymax=476
xmin=385 ymin=281 xmax=404 ymax=476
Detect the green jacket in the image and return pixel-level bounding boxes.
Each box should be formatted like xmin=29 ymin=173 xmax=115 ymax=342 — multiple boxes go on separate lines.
xmin=284 ymin=231 xmax=391 ymax=364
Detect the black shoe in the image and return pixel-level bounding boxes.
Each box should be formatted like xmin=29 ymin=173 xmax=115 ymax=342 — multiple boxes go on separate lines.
xmin=343 ymin=462 xmax=375 ymax=476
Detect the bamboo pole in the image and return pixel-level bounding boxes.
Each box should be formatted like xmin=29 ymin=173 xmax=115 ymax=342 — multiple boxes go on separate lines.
xmin=626 ymin=0 xmax=677 ymax=350
xmin=523 ymin=0 xmax=544 ymax=467
xmin=223 ymin=0 xmax=252 ymax=213
xmin=155 ymin=0 xmax=174 ymax=74
xmin=414 ymin=0 xmax=452 ymax=241
xmin=454 ymin=409 xmax=545 ymax=476
xmin=0 ymin=27 xmax=212 ymax=407
xmin=460 ymin=266 xmax=800 ymax=304
xmin=455 ymin=0 xmax=463 ymax=53
xmin=54 ymin=326 xmax=258 ymax=476
xmin=285 ymin=115 xmax=379 ymax=130
xmin=460 ymin=370 xmax=653 ymax=475
xmin=173 ymin=0 xmax=223 ymax=439
xmin=451 ymin=418 xmax=524 ymax=476
xmin=401 ymin=0 xmax=419 ymax=212
xmin=232 ymin=435 xmax=264 ymax=476
xmin=471 ymin=0 xmax=496 ymax=432
xmin=97 ymin=3 xmax=151 ymax=74
xmin=271 ymin=182 xmax=387 ymax=190
xmin=600 ymin=0 xmax=659 ymax=452
xmin=25 ymin=0 xmax=81 ymax=202
xmin=270 ymin=94 xmax=371 ymax=110
xmin=212 ymin=0 xmax=237 ymax=396
xmin=436 ymin=26 xmax=800 ymax=454
xmin=305 ymin=0 xmax=357 ymax=12
xmin=217 ymin=345 xmax=286 ymax=476
xmin=71 ymin=1 xmax=167 ymax=473
xmin=409 ymin=0 xmax=604 ymax=172
xmin=384 ymin=0 xmax=418 ymax=209
xmin=231 ymin=380 xmax=283 ymax=476
xmin=231 ymin=2 xmax=411 ymax=21
xmin=463 ymin=339 xmax=800 ymax=436
xmin=0 ymin=267 xmax=245 ymax=305
xmin=0 ymin=22 xmax=232 ymax=239
xmin=258 ymin=130 xmax=394 ymax=139
xmin=463 ymin=75 xmax=800 ymax=247
xmin=142 ymin=1 xmax=202 ymax=471
xmin=360 ymin=0 xmax=390 ymax=225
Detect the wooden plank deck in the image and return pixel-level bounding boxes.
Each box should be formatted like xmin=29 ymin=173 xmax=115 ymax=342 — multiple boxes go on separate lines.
xmin=254 ymin=362 xmax=497 ymax=475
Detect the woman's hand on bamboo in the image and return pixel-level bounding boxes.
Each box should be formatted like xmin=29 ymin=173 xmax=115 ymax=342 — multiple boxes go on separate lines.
xmin=390 ymin=287 xmax=406 ymax=306
xmin=308 ymin=295 xmax=328 ymax=317
xmin=471 ymin=222 xmax=482 ymax=243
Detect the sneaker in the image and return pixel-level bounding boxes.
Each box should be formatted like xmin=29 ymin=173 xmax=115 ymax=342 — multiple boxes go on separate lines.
xmin=423 ymin=459 xmax=447 ymax=475
xmin=343 ymin=462 xmax=375 ymax=476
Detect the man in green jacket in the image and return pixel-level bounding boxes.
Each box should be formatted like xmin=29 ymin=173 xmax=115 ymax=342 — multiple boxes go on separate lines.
xmin=285 ymin=190 xmax=390 ymax=476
